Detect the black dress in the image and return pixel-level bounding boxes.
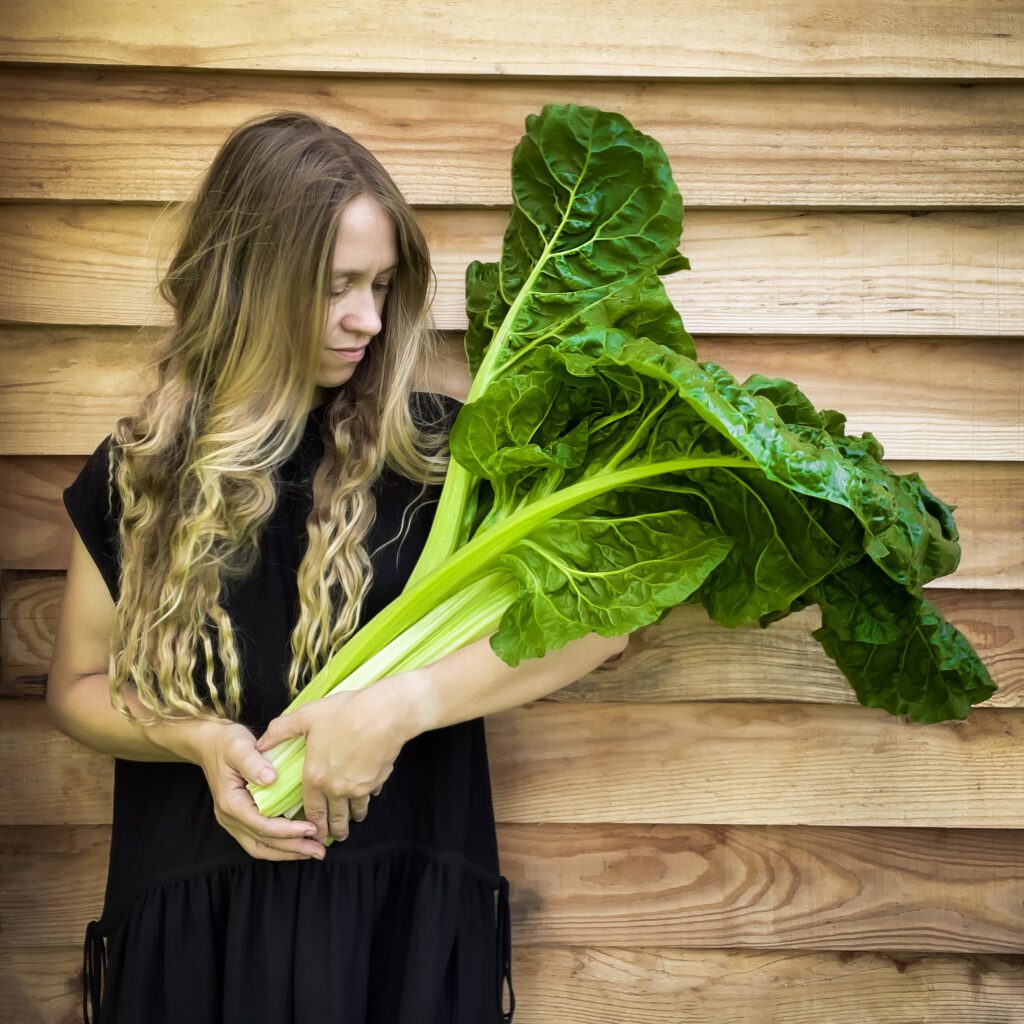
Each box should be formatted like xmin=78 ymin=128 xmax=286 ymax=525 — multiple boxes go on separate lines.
xmin=62 ymin=392 xmax=516 ymax=1024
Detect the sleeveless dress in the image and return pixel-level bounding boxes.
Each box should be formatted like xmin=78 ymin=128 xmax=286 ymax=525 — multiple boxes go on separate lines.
xmin=61 ymin=392 xmax=516 ymax=1024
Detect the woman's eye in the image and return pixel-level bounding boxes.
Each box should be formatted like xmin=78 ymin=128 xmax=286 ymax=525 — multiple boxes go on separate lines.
xmin=373 ymin=282 xmax=390 ymax=293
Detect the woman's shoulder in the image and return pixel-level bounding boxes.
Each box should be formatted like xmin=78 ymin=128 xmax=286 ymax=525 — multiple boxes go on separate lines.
xmin=410 ymin=346 xmax=473 ymax=405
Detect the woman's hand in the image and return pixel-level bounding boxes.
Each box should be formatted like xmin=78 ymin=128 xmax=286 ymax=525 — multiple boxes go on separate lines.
xmin=194 ymin=720 xmax=328 ymax=861
xmin=254 ymin=676 xmax=420 ymax=844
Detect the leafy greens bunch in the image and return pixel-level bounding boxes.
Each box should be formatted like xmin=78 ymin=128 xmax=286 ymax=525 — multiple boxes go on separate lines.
xmin=249 ymin=102 xmax=995 ymax=822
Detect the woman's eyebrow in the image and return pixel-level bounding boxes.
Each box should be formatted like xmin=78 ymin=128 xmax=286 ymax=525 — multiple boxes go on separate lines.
xmin=332 ymin=264 xmax=398 ymax=278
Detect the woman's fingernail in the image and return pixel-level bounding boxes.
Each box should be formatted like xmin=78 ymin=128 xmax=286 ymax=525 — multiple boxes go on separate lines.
xmin=259 ymin=769 xmax=274 ymax=784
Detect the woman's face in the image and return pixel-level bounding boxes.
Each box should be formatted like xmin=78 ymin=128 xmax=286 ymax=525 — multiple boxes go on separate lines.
xmin=312 ymin=193 xmax=399 ymax=409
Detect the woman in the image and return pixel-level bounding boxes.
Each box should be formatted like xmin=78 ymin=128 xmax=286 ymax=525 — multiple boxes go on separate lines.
xmin=48 ymin=110 xmax=627 ymax=1023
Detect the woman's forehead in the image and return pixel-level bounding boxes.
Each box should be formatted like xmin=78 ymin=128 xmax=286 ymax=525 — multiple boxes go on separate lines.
xmin=332 ymin=197 xmax=398 ymax=272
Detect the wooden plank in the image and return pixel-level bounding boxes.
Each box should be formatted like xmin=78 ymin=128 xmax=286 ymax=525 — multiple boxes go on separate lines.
xmin=4 ymin=701 xmax=1024 ymax=828
xmin=1 ymin=0 xmax=1019 ymax=77
xmin=3 ymin=68 xmax=1022 ymax=207
xmin=4 ymin=945 xmax=1021 ymax=1024
xmin=506 ymin=947 xmax=1024 ymax=1023
xmin=4 ymin=574 xmax=1021 ymax=707
xmin=0 ymin=946 xmax=80 ymax=1024
xmin=699 ymin=337 xmax=1024 ymax=463
xmin=3 ymin=205 xmax=1022 ymax=336
xmin=556 ymin=589 xmax=1024 ymax=709
xmin=499 ymin=823 xmax=1024 ymax=953
xmin=0 ymin=826 xmax=109 ymax=948
xmin=5 ymin=447 xmax=1019 ymax=587
xmin=0 ymin=573 xmax=59 ymax=701
xmin=2 ymin=326 xmax=1021 ymax=460
xmin=2 ymin=823 xmax=1023 ymax=953
xmin=487 ymin=704 xmax=1024 ymax=828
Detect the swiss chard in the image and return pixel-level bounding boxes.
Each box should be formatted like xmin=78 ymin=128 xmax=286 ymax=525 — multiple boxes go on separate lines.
xmin=249 ymin=102 xmax=995 ymax=822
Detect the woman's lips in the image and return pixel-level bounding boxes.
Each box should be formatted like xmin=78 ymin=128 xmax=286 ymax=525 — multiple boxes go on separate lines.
xmin=329 ymin=346 xmax=366 ymax=362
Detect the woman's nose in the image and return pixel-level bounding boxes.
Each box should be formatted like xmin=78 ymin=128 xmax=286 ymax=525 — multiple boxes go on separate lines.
xmin=342 ymin=289 xmax=383 ymax=336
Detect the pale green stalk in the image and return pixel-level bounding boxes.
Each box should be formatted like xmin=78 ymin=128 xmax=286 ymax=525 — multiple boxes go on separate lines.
xmin=253 ymin=572 xmax=519 ymax=819
xmin=249 ymin=452 xmax=752 ymax=819
xmin=405 ymin=172 xmax=585 ymax=586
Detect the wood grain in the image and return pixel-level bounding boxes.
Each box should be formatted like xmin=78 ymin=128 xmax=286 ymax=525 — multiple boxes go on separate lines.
xmin=3 ymin=3 xmax=1022 ymax=1022
xmin=2 ymin=326 xmax=1021 ymax=460
xmin=4 ymin=701 xmax=1023 ymax=828
xmin=554 ymin=589 xmax=1024 ymax=708
xmin=3 ymin=205 xmax=1022 ymax=336
xmin=3 ymin=573 xmax=1020 ymax=706
xmin=498 ymin=946 xmax=1024 ymax=1024
xmin=4 ymin=449 xmax=1019 ymax=587
xmin=1 ymin=0 xmax=1019 ymax=76
xmin=3 ymin=943 xmax=1021 ymax=1024
xmin=2 ymin=68 xmax=1022 ymax=207
xmin=2 ymin=823 xmax=1023 ymax=953
xmin=498 ymin=823 xmax=1024 ymax=952
xmin=486 ymin=703 xmax=1024 ymax=829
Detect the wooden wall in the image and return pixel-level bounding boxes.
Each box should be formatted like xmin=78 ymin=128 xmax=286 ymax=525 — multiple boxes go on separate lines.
xmin=2 ymin=3 xmax=1023 ymax=1021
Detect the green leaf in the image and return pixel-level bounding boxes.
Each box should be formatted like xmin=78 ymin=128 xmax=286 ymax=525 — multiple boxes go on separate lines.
xmin=808 ymin=559 xmax=995 ymax=722
xmin=491 ymin=500 xmax=732 ymax=663
xmin=464 ymin=103 xmax=694 ymax=386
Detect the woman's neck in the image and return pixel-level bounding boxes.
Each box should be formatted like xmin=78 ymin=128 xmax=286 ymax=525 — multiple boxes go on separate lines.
xmin=310 ymin=384 xmax=341 ymax=412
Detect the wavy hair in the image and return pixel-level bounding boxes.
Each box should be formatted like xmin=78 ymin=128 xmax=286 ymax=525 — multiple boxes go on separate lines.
xmin=103 ymin=110 xmax=453 ymax=725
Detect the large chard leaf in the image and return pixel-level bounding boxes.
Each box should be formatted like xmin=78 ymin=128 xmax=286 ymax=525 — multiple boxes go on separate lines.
xmin=409 ymin=103 xmax=699 ymax=575
xmin=491 ymin=501 xmax=732 ymax=663
xmin=249 ymin=102 xmax=998 ymax=827
xmin=438 ymin=102 xmax=995 ymax=722
xmin=464 ymin=104 xmax=693 ymax=384
xmin=741 ymin=374 xmax=962 ymax=587
xmin=809 ymin=559 xmax=995 ymax=722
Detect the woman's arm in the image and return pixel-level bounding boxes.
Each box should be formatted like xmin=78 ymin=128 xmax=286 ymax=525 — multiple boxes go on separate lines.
xmin=48 ymin=528 xmax=225 ymax=764
xmin=49 ymin=533 xmax=323 ymax=857
xmin=254 ymin=629 xmax=630 ymax=844
xmin=388 ymin=630 xmax=629 ymax=738
xmin=47 ymin=670 xmax=223 ymax=764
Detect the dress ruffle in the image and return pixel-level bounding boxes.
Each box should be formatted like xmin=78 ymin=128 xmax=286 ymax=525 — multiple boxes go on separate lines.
xmin=82 ymin=843 xmax=514 ymax=1023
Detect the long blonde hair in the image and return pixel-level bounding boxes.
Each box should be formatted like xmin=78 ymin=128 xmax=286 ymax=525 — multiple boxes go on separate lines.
xmin=105 ymin=110 xmax=452 ymax=725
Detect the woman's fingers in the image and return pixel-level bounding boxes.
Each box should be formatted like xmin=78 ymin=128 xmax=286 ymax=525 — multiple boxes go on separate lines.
xmin=220 ymin=730 xmax=278 ymax=787
xmin=301 ymin=781 xmax=332 ymax=844
xmin=245 ymin=835 xmax=325 ymax=861
xmin=215 ymin=786 xmax=323 ymax=858
xmin=221 ymin=787 xmax=316 ymax=840
xmin=303 ymin=784 xmax=361 ymax=841
xmin=199 ymin=724 xmax=329 ymax=861
xmin=327 ymin=797 xmax=352 ymax=841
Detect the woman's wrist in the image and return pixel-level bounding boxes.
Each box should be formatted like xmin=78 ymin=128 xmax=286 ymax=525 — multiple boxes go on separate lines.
xmin=121 ymin=684 xmax=229 ymax=765
xmin=375 ymin=672 xmax=432 ymax=741
xmin=147 ymin=715 xmax=228 ymax=765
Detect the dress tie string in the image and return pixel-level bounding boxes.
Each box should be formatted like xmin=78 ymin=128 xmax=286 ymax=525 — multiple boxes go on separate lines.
xmin=82 ymin=918 xmax=106 ymax=1023
xmin=495 ymin=875 xmax=516 ymax=1021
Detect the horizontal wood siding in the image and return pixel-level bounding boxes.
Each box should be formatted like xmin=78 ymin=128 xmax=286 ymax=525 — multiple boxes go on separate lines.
xmin=1 ymin=4 xmax=1021 ymax=1020
xmin=2 ymin=1 xmax=1020 ymax=76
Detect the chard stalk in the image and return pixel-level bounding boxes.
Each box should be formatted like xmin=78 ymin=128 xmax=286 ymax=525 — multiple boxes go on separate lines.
xmin=405 ymin=168 xmax=588 ymax=586
xmin=250 ymin=452 xmax=751 ymax=818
